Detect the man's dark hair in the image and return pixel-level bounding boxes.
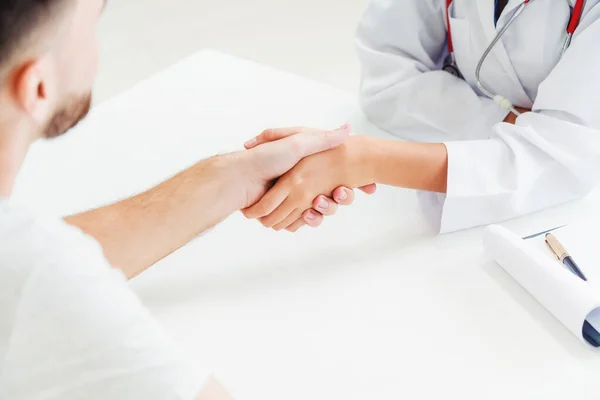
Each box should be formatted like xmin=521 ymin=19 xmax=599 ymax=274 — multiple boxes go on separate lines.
xmin=0 ymin=0 xmax=70 ymax=66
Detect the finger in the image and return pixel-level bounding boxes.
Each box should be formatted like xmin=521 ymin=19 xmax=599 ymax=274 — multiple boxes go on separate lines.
xmin=272 ymin=208 xmax=304 ymax=231
xmin=244 ymin=127 xmax=306 ymax=149
xmin=259 ymin=199 xmax=296 ymax=228
xmin=332 ymin=187 xmax=355 ymax=206
xmin=286 ymin=128 xmax=348 ymax=160
xmin=286 ymin=218 xmax=306 ymax=233
xmin=303 ymin=209 xmax=324 ymax=228
xmin=312 ymin=195 xmax=339 ymax=216
xmin=242 ymin=184 xmax=288 ymax=219
xmin=358 ymin=183 xmax=377 ymax=195
xmin=245 ymin=124 xmax=351 ymax=150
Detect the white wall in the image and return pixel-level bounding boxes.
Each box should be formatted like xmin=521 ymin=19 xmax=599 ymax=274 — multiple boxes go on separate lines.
xmin=96 ymin=0 xmax=368 ymax=102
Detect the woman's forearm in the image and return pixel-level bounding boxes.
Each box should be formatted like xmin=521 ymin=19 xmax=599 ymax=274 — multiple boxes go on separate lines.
xmin=359 ymin=107 xmax=527 ymax=194
xmin=360 ymin=107 xmax=528 ymax=193
xmin=365 ymin=137 xmax=448 ymax=193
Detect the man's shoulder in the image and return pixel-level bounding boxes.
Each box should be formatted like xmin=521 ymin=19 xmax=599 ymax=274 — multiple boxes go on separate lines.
xmin=0 ymin=202 xmax=111 ymax=370
xmin=0 ymin=202 xmax=104 ymax=277
xmin=0 ymin=204 xmax=207 ymax=399
xmin=0 ymin=203 xmax=54 ymax=277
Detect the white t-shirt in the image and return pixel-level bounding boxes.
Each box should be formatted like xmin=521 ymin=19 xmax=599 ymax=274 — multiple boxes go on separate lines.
xmin=0 ymin=201 xmax=207 ymax=400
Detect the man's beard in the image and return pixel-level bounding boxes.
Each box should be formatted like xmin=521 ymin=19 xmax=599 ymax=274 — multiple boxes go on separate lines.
xmin=44 ymin=92 xmax=92 ymax=139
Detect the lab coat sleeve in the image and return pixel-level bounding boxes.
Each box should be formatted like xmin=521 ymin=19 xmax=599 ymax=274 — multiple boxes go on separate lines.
xmin=433 ymin=17 xmax=600 ymax=233
xmin=356 ymin=0 xmax=509 ymax=141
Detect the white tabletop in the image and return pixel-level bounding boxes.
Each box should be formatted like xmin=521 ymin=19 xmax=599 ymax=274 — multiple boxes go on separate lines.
xmin=13 ymin=51 xmax=600 ymax=400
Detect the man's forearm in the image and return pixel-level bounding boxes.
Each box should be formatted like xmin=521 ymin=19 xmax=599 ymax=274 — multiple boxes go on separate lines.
xmin=65 ymin=153 xmax=245 ymax=279
xmin=366 ymin=138 xmax=448 ymax=193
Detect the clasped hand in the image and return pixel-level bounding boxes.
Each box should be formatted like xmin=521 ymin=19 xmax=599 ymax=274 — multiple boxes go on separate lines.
xmin=242 ymin=125 xmax=376 ymax=232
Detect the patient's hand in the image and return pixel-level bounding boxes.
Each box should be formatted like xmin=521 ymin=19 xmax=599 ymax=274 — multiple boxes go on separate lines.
xmin=242 ymin=135 xmax=375 ymax=231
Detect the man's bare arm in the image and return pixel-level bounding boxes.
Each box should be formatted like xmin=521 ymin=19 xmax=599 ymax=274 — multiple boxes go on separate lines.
xmin=65 ymin=127 xmax=348 ymax=279
xmin=65 ymin=154 xmax=243 ymax=278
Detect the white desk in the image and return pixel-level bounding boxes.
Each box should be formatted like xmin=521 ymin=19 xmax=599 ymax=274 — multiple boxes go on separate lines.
xmin=13 ymin=51 xmax=600 ymax=400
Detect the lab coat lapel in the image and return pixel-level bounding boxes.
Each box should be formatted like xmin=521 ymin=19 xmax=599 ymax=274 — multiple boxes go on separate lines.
xmin=498 ymin=0 xmax=526 ymax=19
xmin=475 ymin=0 xmax=533 ymax=105
xmin=496 ymin=0 xmax=525 ymax=25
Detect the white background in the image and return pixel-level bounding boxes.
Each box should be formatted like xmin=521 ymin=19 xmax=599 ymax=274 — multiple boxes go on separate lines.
xmin=47 ymin=1 xmax=600 ymax=398
xmin=96 ymin=0 xmax=367 ymax=102
xmin=15 ymin=51 xmax=600 ymax=400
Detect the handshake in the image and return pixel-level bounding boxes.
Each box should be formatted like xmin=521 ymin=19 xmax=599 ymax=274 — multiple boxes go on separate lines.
xmin=233 ymin=124 xmax=377 ymax=232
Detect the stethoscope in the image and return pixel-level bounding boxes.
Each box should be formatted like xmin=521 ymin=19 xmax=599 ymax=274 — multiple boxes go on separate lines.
xmin=443 ymin=0 xmax=586 ymax=116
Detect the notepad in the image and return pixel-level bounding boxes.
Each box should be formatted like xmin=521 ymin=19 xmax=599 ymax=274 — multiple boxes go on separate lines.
xmin=525 ymin=225 xmax=600 ymax=334
xmin=483 ymin=218 xmax=600 ymax=347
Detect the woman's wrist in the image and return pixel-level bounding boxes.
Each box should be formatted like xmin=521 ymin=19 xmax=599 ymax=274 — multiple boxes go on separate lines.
xmin=360 ymin=136 xmax=389 ymax=185
xmin=346 ymin=135 xmax=381 ymax=186
xmin=359 ymin=137 xmax=448 ymax=193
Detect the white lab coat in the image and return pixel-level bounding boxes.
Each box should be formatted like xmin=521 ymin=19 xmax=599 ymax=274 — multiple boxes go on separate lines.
xmin=356 ymin=0 xmax=600 ymax=233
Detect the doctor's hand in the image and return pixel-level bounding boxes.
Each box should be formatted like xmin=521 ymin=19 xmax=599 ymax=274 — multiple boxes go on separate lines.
xmin=296 ymin=183 xmax=377 ymax=231
xmin=503 ymin=107 xmax=531 ymax=124
xmin=236 ymin=126 xmax=350 ymax=209
xmin=242 ymin=133 xmax=376 ymax=231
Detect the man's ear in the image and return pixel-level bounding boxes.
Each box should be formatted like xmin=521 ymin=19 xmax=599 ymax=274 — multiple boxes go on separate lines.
xmin=13 ymin=60 xmax=53 ymax=124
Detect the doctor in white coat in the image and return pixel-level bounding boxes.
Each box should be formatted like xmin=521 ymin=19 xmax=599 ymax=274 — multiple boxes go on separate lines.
xmin=243 ymin=0 xmax=600 ymax=233
xmin=356 ymin=0 xmax=600 ymax=233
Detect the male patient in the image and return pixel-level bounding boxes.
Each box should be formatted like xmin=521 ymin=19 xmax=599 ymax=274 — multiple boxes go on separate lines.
xmin=0 ymin=0 xmax=353 ymax=398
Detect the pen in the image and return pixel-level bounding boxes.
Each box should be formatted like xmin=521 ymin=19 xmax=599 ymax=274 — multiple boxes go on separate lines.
xmin=545 ymin=233 xmax=587 ymax=281
xmin=545 ymin=233 xmax=599 ymax=347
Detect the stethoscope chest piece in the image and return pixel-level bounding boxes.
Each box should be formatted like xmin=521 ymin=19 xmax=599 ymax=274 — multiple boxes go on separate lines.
xmin=442 ymin=54 xmax=464 ymax=79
